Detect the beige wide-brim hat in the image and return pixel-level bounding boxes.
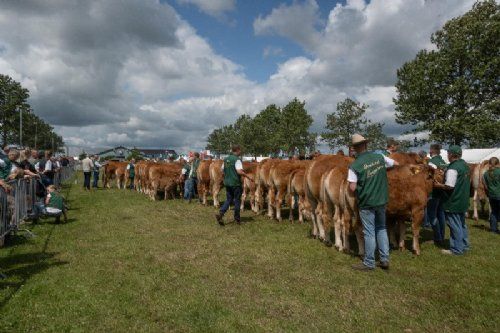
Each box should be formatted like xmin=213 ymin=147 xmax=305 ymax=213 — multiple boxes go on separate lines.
xmin=351 ymin=133 xmax=369 ymax=146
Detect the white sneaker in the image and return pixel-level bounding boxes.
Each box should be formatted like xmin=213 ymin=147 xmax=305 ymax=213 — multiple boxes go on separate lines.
xmin=441 ymin=249 xmax=454 ymax=255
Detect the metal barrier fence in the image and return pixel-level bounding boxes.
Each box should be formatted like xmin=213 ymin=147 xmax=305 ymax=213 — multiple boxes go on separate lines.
xmin=0 ymin=165 xmax=75 ymax=242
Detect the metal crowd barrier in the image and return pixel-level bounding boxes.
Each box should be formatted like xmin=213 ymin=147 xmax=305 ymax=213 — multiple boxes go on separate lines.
xmin=0 ymin=166 xmax=75 ymax=243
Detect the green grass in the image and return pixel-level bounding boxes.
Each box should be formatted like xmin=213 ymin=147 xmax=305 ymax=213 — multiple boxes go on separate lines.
xmin=0 ymin=178 xmax=499 ymax=332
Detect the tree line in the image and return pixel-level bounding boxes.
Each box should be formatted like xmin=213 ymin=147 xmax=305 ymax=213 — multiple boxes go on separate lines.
xmin=0 ymin=74 xmax=64 ymax=152
xmin=207 ymin=0 xmax=498 ymax=155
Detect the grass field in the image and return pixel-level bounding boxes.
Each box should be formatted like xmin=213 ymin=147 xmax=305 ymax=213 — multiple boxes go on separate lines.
xmin=0 ymin=177 xmax=499 ymax=332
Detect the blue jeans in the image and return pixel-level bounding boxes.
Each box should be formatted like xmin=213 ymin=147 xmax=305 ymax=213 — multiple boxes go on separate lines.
xmin=359 ymin=205 xmax=390 ymax=268
xmin=445 ymin=212 xmax=469 ymax=255
xmin=184 ymin=178 xmax=197 ymax=200
xmin=83 ymin=172 xmax=91 ymax=190
xmin=92 ymin=171 xmax=99 ymax=188
xmin=427 ymin=197 xmax=446 ymax=243
xmin=220 ymin=186 xmax=242 ymax=222
xmin=488 ymin=198 xmax=500 ymax=233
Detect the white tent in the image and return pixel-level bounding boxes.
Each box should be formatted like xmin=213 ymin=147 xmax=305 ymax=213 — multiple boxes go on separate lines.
xmin=440 ymin=148 xmax=500 ymax=163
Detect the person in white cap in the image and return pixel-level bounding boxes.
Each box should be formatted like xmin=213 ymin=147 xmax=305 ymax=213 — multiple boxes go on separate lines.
xmin=347 ymin=134 xmax=398 ymax=271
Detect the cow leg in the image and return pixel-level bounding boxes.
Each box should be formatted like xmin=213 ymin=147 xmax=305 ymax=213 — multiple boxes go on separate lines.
xmin=398 ymin=221 xmax=406 ymax=251
xmin=213 ymin=183 xmax=221 ymax=208
xmin=411 ymin=209 xmax=424 ymax=255
xmin=288 ymin=192 xmax=294 ymax=222
xmin=473 ymin=190 xmax=479 ymax=221
xmin=240 ymin=185 xmax=247 ymax=212
xmin=298 ymin=198 xmax=304 ymax=224
xmin=267 ymin=187 xmax=275 ymax=219
xmin=316 ymin=205 xmax=326 ymax=241
xmin=388 ymin=221 xmax=398 ymax=249
xmin=354 ymin=224 xmax=364 ymax=257
xmin=276 ymin=186 xmax=286 ymax=222
xmin=249 ymin=188 xmax=256 ymax=213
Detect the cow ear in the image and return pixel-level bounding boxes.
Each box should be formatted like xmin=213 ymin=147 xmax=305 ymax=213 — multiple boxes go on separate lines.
xmin=409 ymin=165 xmax=420 ymax=175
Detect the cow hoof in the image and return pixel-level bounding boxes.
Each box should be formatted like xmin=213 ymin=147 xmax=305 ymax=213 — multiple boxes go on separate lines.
xmin=324 ymin=240 xmax=333 ymax=247
xmin=399 ymin=246 xmax=405 ymax=252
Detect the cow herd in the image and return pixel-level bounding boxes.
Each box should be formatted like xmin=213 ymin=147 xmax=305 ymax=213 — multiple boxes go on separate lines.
xmin=101 ymin=153 xmax=491 ymax=257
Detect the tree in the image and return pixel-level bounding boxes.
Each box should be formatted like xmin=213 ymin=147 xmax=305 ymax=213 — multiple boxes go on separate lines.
xmin=126 ymin=148 xmax=143 ymax=161
xmin=206 ymin=125 xmax=235 ymax=156
xmin=323 ymin=98 xmax=369 ymax=150
xmin=0 ymin=74 xmax=30 ymax=145
xmin=394 ymin=0 xmax=500 ymax=147
xmin=364 ymin=123 xmax=387 ymax=151
xmin=252 ymin=104 xmax=282 ymax=155
xmin=278 ymin=98 xmax=313 ymax=155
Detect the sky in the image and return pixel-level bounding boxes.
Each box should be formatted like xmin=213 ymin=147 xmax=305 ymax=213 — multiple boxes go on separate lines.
xmin=0 ymin=0 xmax=476 ymax=154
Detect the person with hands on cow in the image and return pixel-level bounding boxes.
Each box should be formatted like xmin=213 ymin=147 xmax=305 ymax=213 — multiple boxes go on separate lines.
xmin=482 ymin=157 xmax=500 ymax=234
xmin=184 ymin=152 xmax=200 ymax=203
xmin=434 ymin=145 xmax=470 ymax=255
xmin=215 ymin=145 xmax=253 ymax=226
xmin=126 ymin=158 xmax=136 ymax=190
xmin=426 ymin=143 xmax=448 ymax=246
xmin=347 ymin=134 xmax=398 ymax=271
xmin=383 ymin=138 xmax=399 ymax=157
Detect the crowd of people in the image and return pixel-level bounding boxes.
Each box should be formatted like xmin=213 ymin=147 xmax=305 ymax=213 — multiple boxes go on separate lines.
xmin=0 ymin=146 xmax=72 ymax=224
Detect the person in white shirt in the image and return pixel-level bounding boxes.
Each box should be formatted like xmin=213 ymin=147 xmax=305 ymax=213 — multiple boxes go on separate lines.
xmin=81 ymin=154 xmax=94 ymax=190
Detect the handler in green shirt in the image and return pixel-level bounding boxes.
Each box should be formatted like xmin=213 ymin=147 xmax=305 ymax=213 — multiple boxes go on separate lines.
xmin=347 ymin=134 xmax=398 ymax=271
xmin=483 ymin=157 xmax=500 ymax=234
xmin=426 ymin=143 xmax=448 ymax=245
xmin=434 ymin=145 xmax=470 ymax=255
xmin=215 ymin=145 xmax=252 ymax=226
xmin=126 ymin=159 xmax=135 ymax=190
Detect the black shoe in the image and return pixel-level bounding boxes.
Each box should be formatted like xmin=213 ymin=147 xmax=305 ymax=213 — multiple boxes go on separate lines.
xmin=378 ymin=261 xmax=390 ymax=270
xmin=351 ymin=263 xmax=374 ymax=272
xmin=235 ymin=220 xmax=241 ymax=225
xmin=215 ymin=213 xmax=224 ymax=226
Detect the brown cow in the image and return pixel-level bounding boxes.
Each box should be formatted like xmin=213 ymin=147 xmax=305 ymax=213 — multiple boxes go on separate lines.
xmin=386 ymin=164 xmax=440 ymax=255
xmin=240 ymin=162 xmax=258 ymax=212
xmin=209 ymin=160 xmax=224 ymax=208
xmin=269 ymin=160 xmax=308 ymax=221
xmin=389 ymin=152 xmax=424 ymax=165
xmin=288 ymin=167 xmax=309 ymax=223
xmin=254 ymin=159 xmax=281 ymax=217
xmin=304 ymin=154 xmax=352 ymax=241
xmin=103 ymin=161 xmax=127 ymax=188
xmin=471 ymin=160 xmax=490 ymax=221
xmin=148 ymin=163 xmax=182 ymax=200
xmin=197 ymin=160 xmax=212 ymax=205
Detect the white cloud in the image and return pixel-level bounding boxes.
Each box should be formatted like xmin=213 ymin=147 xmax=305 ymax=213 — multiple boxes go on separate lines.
xmin=177 ymin=0 xmax=235 ymax=17
xmin=0 ymin=0 xmax=477 ymax=154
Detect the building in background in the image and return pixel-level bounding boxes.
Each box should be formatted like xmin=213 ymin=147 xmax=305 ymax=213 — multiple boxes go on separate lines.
xmin=95 ymin=146 xmax=177 ymax=161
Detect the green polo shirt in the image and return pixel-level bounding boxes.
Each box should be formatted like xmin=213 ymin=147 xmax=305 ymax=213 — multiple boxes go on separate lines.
xmin=429 ymin=155 xmax=447 ymax=199
xmin=442 ymin=159 xmax=470 ymax=213
xmin=48 ymin=192 xmax=64 ymax=210
xmin=483 ymin=167 xmax=500 ymax=199
xmin=223 ymin=154 xmax=242 ymax=187
xmin=128 ymin=163 xmax=135 ymax=178
xmin=0 ymin=157 xmax=12 ymax=180
xmin=350 ymin=151 xmax=389 ymax=209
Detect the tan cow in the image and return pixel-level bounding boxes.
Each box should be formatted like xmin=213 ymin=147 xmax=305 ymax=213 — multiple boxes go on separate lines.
xmin=197 ymin=160 xmax=212 ymax=205
xmin=389 ymin=152 xmax=425 ymax=165
xmin=209 ymin=160 xmax=224 ymax=208
xmin=287 ymin=166 xmax=311 ymax=224
xmin=103 ymin=161 xmax=127 ymax=188
xmin=471 ymin=160 xmax=490 ymax=221
xmin=304 ymin=154 xmax=352 ymax=241
xmin=240 ymin=162 xmax=258 ymax=212
xmin=269 ymin=160 xmax=308 ymax=221
xmin=148 ymin=163 xmax=182 ymax=200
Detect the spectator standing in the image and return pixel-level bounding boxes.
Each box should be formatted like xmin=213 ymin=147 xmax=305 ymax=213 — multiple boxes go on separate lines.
xmin=126 ymin=159 xmax=135 ymax=190
xmin=81 ymin=154 xmax=93 ymax=190
xmin=42 ymin=151 xmax=55 ymax=185
xmin=185 ymin=153 xmax=200 ymax=203
xmin=426 ymin=144 xmax=448 ymax=245
xmin=435 ymin=145 xmax=470 ymax=255
xmin=483 ymin=157 xmax=500 ymax=234
xmin=92 ymin=155 xmax=101 ymax=188
xmin=347 ymin=134 xmax=398 ymax=271
xmin=181 ymin=158 xmax=191 ymax=200
xmin=29 ymin=149 xmax=38 ymax=166
xmin=19 ymin=150 xmax=38 ymax=177
xmin=383 ymin=138 xmax=399 ymax=156
xmin=215 ymin=145 xmax=252 ymax=226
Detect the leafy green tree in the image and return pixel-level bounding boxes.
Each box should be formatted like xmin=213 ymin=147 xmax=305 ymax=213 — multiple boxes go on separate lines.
xmin=323 ymin=98 xmax=369 ymax=150
xmin=278 ymin=98 xmax=313 ymax=155
xmin=126 ymin=148 xmax=143 ymax=161
xmin=394 ymin=0 xmax=500 ymax=147
xmin=0 ymin=74 xmax=30 ymax=145
xmin=252 ymin=104 xmax=282 ymax=155
xmin=364 ymin=123 xmax=387 ymax=151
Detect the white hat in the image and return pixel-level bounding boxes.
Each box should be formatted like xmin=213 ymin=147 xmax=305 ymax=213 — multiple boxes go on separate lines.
xmin=351 ymin=134 xmax=368 ymax=146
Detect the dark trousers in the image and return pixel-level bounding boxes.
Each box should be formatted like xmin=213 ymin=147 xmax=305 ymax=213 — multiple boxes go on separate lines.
xmin=92 ymin=171 xmax=99 ymax=188
xmin=83 ymin=172 xmax=91 ymax=190
xmin=488 ymin=198 xmax=500 ymax=233
xmin=129 ymin=176 xmax=134 ymax=189
xmin=220 ymin=186 xmax=242 ymax=222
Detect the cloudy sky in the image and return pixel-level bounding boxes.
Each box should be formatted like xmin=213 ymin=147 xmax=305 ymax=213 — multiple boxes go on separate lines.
xmin=0 ymin=0 xmax=475 ymax=154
